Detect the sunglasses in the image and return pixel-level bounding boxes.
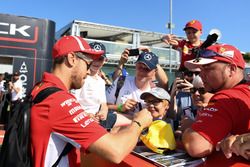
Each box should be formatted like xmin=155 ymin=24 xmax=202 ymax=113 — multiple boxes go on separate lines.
xmin=199 ymin=49 xmax=235 ymax=64
xmin=75 ymin=52 xmax=92 ymax=70
xmin=145 ymin=99 xmax=163 ymax=106
xmin=184 ymin=71 xmax=200 ymax=77
xmin=190 ymin=87 xmax=206 ymax=94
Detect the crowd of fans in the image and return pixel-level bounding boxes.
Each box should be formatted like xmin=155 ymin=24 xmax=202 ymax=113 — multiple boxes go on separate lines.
xmin=0 ymin=19 xmax=249 ymax=166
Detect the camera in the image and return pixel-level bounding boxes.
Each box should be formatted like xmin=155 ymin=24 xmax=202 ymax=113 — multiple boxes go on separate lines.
xmin=128 ymin=48 xmax=139 ymax=56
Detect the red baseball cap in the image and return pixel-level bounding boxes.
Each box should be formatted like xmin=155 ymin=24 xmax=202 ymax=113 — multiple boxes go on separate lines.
xmin=183 ymin=20 xmax=202 ymax=31
xmin=184 ymin=44 xmax=246 ymax=69
xmin=52 ymin=36 xmax=104 ymax=59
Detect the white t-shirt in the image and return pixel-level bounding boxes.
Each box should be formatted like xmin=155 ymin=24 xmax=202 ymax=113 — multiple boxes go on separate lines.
xmin=74 ymin=75 xmax=106 ymax=115
xmin=106 ymin=76 xmax=151 ymax=114
xmin=0 ymin=80 xmax=4 ymax=92
xmin=11 ymin=79 xmax=23 ymax=101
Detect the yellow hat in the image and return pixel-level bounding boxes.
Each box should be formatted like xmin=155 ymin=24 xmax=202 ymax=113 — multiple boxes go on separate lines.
xmin=140 ymin=120 xmax=176 ymax=154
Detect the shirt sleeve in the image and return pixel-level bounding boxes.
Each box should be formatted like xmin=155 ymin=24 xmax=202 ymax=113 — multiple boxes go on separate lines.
xmin=191 ymin=93 xmax=233 ymax=146
xmin=106 ymin=78 xmax=118 ymax=104
xmin=48 ymin=91 xmax=107 ymax=150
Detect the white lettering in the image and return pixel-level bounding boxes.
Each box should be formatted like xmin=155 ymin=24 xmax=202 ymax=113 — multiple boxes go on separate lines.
xmin=73 ymin=112 xmax=87 ymax=123
xmin=203 ymin=107 xmax=218 ymax=112
xmin=69 ymin=105 xmax=82 ymax=115
xmin=61 ymin=98 xmax=77 ymax=107
xmin=80 ymin=118 xmax=94 ymax=128
xmin=0 ymin=22 xmax=31 ymax=37
xmin=199 ymin=112 xmax=213 ymax=118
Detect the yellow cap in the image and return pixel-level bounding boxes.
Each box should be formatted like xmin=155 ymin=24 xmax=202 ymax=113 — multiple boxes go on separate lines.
xmin=140 ymin=120 xmax=176 ymax=154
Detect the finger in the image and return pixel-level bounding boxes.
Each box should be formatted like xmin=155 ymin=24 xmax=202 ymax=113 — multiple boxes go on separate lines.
xmin=216 ymin=142 xmax=221 ymax=151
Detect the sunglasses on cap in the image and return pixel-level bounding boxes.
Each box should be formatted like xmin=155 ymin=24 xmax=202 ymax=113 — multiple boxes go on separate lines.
xmin=190 ymin=87 xmax=206 ymax=94
xmin=199 ymin=49 xmax=234 ymax=62
xmin=184 ymin=71 xmax=200 ymax=77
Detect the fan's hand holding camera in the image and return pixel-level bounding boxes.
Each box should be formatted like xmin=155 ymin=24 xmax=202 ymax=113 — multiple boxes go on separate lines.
xmin=176 ymin=79 xmax=193 ymax=92
xmin=121 ymin=99 xmax=138 ymax=113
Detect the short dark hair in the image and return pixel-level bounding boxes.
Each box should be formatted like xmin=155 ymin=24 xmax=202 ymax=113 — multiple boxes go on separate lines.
xmin=53 ymin=55 xmax=66 ymax=68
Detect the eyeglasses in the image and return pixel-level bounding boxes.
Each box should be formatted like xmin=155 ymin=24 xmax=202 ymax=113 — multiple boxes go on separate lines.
xmin=145 ymin=99 xmax=163 ymax=106
xmin=184 ymin=71 xmax=200 ymax=77
xmin=75 ymin=52 xmax=92 ymax=70
xmin=190 ymin=87 xmax=206 ymax=94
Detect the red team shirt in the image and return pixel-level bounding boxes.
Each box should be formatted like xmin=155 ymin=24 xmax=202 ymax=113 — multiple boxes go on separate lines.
xmin=174 ymin=40 xmax=202 ymax=70
xmin=192 ymin=82 xmax=250 ymax=160
xmin=30 ymin=72 xmax=107 ymax=167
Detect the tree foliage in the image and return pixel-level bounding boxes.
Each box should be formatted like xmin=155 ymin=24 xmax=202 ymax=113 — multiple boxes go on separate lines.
xmin=243 ymin=52 xmax=250 ymax=62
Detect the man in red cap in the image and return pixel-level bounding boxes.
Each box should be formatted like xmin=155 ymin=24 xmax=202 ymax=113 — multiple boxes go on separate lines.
xmin=162 ymin=19 xmax=203 ymax=71
xmin=182 ymin=44 xmax=250 ymax=164
xmin=30 ymin=36 xmax=152 ymax=167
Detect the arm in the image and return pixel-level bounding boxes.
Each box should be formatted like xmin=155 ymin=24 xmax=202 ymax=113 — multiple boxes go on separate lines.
xmin=167 ymin=79 xmax=179 ymax=120
xmin=9 ymin=81 xmax=21 ymax=93
xmin=155 ymin=64 xmax=168 ymax=89
xmin=88 ymin=108 xmax=153 ymax=163
xmin=112 ymin=49 xmax=129 ymax=81
xmin=182 ymin=128 xmax=213 ymax=157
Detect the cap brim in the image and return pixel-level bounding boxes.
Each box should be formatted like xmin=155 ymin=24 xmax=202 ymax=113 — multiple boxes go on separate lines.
xmin=81 ymin=49 xmax=104 ymax=60
xmin=184 ymin=58 xmax=217 ymax=70
xmin=136 ymin=61 xmax=153 ymax=70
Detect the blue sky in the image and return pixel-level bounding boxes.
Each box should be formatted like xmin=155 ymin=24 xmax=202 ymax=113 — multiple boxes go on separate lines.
xmin=1 ymin=0 xmax=249 ymax=52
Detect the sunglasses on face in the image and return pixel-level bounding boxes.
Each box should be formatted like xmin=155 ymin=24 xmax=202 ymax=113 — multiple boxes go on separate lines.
xmin=184 ymin=71 xmax=200 ymax=77
xmin=190 ymin=87 xmax=206 ymax=94
xmin=145 ymin=99 xmax=163 ymax=106
xmin=75 ymin=52 xmax=92 ymax=70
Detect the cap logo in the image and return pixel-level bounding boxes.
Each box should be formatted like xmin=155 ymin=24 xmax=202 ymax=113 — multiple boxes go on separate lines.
xmin=221 ymin=50 xmax=234 ymax=58
xmin=190 ymin=20 xmax=196 ymax=25
xmin=93 ymin=44 xmax=102 ymax=51
xmin=144 ymin=53 xmax=152 ymax=61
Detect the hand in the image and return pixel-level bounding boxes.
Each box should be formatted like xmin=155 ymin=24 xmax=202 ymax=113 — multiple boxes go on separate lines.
xmin=96 ymin=105 xmax=108 ymax=121
xmin=179 ymin=116 xmax=194 ymax=132
xmin=122 ymin=99 xmax=138 ymax=112
xmin=162 ymin=34 xmax=179 ymax=46
xmin=216 ymin=135 xmax=238 ymax=159
xmin=8 ymin=82 xmax=14 ymax=89
xmin=232 ymin=134 xmax=250 ymax=160
xmin=138 ymin=46 xmax=150 ymax=52
xmin=133 ymin=108 xmax=153 ymax=130
xmin=176 ymin=79 xmax=193 ymax=92
xmin=87 ymin=113 xmax=100 ymax=124
xmin=119 ymin=48 xmax=129 ymax=65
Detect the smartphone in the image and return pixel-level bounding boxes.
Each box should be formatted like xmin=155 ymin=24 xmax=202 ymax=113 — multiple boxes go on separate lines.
xmin=183 ymin=107 xmax=195 ymax=120
xmin=175 ymin=71 xmax=184 ymax=79
xmin=128 ymin=48 xmax=140 ymax=56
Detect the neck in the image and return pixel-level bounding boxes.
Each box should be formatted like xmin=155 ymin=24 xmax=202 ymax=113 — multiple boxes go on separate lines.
xmin=135 ymin=77 xmax=151 ymax=90
xmin=52 ymin=66 xmax=71 ymax=90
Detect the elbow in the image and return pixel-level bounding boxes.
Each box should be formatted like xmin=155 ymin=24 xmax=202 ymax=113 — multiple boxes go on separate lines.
xmin=182 ymin=129 xmax=213 ymax=158
xmin=107 ymin=149 xmax=126 ymax=164
xmin=184 ymin=145 xmax=212 ymax=158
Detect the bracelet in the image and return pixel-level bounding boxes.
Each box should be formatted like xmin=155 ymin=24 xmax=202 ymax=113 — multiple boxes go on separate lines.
xmin=117 ymin=104 xmax=123 ymax=112
xmin=133 ymin=120 xmax=143 ymax=131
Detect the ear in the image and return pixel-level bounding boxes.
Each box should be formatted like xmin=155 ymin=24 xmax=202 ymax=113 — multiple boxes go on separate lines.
xmin=66 ymin=52 xmax=77 ymax=67
xmin=228 ymin=64 xmax=237 ymax=77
